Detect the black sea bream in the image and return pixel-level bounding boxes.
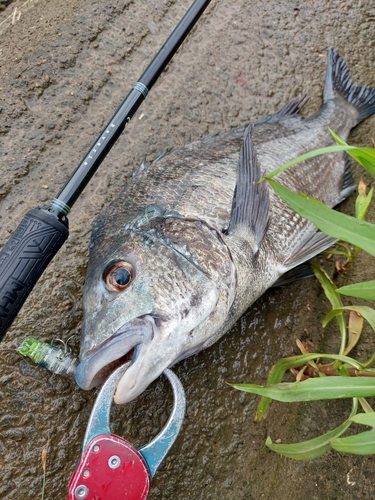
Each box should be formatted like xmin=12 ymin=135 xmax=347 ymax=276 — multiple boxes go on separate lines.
xmin=76 ymin=49 xmax=375 ymax=403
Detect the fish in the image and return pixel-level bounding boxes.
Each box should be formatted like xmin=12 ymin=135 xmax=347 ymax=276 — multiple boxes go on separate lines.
xmin=75 ymin=48 xmax=375 ymax=404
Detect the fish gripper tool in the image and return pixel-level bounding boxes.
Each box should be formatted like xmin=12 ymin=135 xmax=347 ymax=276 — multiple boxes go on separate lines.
xmin=67 ymin=363 xmax=186 ymax=499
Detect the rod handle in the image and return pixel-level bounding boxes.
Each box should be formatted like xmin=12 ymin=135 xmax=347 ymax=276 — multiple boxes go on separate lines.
xmin=0 ymin=207 xmax=69 ymax=340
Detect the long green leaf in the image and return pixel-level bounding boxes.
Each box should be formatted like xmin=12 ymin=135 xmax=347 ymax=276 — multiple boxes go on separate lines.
xmin=351 ymin=151 xmax=375 ymax=176
xmin=263 ymin=131 xmax=375 ymax=181
xmin=350 ymin=412 xmax=375 ymax=427
xmin=336 ymin=281 xmax=375 ymax=301
xmin=323 ymin=306 xmax=375 ymax=331
xmin=252 ymin=352 xmax=362 ymax=421
xmin=311 ymin=261 xmax=346 ymax=354
xmin=358 ymin=397 xmax=374 ymax=413
xmin=329 ymin=129 xmax=347 ymax=146
xmin=356 ymin=186 xmax=373 ymax=221
xmin=261 ymin=145 xmax=359 ymax=181
xmin=311 ymin=261 xmax=343 ymax=309
xmin=329 ymin=130 xmax=375 ymax=177
xmin=265 ymin=399 xmax=358 ymax=460
xmin=267 ymin=179 xmax=375 ymax=257
xmin=331 ymin=429 xmax=375 ymax=454
xmin=232 ymin=376 xmax=375 ymax=402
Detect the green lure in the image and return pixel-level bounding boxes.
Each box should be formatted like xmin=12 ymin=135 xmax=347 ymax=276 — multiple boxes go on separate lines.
xmin=18 ymin=338 xmax=78 ymax=380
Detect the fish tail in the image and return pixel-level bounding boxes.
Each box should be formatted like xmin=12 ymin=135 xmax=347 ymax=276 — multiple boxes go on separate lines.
xmin=324 ymin=48 xmax=375 ymax=124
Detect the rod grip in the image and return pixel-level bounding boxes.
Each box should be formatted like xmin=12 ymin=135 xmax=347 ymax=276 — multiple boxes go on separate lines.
xmin=0 ymin=207 xmax=69 ymax=340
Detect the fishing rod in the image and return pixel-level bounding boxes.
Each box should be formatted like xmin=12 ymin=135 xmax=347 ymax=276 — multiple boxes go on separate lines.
xmin=0 ymin=0 xmax=211 ymax=341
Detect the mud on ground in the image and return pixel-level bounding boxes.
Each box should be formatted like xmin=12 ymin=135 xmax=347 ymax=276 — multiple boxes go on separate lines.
xmin=1 ymin=1 xmax=375 ymax=499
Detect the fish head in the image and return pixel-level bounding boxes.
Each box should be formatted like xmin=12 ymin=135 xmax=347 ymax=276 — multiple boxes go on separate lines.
xmin=76 ymin=206 xmax=235 ymax=403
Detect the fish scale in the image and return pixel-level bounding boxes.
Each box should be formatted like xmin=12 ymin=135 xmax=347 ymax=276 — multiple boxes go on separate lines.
xmin=76 ymin=48 xmax=375 ymax=405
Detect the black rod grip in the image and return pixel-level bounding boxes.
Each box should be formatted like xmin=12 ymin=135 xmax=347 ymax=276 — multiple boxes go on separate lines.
xmin=0 ymin=207 xmax=69 ymax=340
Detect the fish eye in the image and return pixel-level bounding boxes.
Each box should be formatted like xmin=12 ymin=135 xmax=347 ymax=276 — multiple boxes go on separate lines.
xmin=104 ymin=261 xmax=134 ymax=292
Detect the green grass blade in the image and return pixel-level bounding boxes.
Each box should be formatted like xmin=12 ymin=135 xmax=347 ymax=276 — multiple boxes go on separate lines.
xmin=324 ymin=250 xmax=351 ymax=257
xmin=311 ymin=261 xmax=343 ymax=309
xmin=267 ymin=179 xmax=375 ymax=257
xmin=261 ymin=145 xmax=358 ymax=181
xmin=356 ymin=186 xmax=373 ymax=221
xmin=311 ymin=261 xmax=346 ymax=354
xmin=351 ymin=151 xmax=375 ymax=176
xmin=262 ymin=131 xmax=375 ymax=181
xmin=331 ymin=429 xmax=375 ymax=454
xmin=232 ymin=376 xmax=375 ymax=402
xmin=358 ymin=397 xmax=374 ymax=413
xmin=328 ymin=128 xmax=348 ymax=146
xmin=251 ymin=352 xmax=362 ymax=421
xmin=265 ymin=398 xmax=358 ymax=460
xmin=336 ymin=281 xmax=375 ymax=301
xmin=329 ymin=130 xmax=375 ymax=177
xmin=323 ymin=306 xmax=375 ymax=331
xmin=329 ymin=129 xmax=347 ymax=146
xmin=350 ymin=412 xmax=375 ymax=426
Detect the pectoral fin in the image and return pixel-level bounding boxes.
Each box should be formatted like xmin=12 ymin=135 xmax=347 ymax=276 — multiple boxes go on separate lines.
xmin=283 ymin=231 xmax=336 ymax=270
xmin=273 ymin=232 xmax=336 ymax=288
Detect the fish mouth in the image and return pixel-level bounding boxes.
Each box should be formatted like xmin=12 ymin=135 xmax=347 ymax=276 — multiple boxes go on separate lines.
xmin=75 ymin=316 xmax=154 ymax=391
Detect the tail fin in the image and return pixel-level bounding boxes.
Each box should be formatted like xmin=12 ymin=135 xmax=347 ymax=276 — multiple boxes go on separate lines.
xmin=324 ymin=48 xmax=375 ymax=124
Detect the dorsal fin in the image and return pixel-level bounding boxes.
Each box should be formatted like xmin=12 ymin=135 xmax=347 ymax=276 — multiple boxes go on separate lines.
xmin=132 ymin=149 xmax=171 ymax=178
xmin=225 ymin=124 xmax=269 ymax=249
xmin=256 ymin=95 xmax=309 ymax=125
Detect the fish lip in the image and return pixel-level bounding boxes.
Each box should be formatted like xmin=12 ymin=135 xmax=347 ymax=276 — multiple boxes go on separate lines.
xmin=75 ymin=316 xmax=154 ymax=390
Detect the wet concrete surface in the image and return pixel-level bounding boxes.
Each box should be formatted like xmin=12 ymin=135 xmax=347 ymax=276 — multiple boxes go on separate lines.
xmin=1 ymin=0 xmax=375 ymax=498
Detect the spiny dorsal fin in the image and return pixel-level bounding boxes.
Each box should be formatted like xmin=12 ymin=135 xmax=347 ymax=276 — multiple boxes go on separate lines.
xmin=324 ymin=48 xmax=375 ymax=124
xmin=225 ymin=124 xmax=270 ymax=249
xmin=133 ymin=158 xmax=150 ymax=178
xmin=132 ymin=149 xmax=172 ymax=178
xmin=256 ymin=94 xmax=309 ymax=125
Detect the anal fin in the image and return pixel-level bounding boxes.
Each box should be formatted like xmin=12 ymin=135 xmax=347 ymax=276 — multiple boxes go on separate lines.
xmin=339 ymin=153 xmax=356 ymax=202
xmin=272 ymin=262 xmax=314 ymax=288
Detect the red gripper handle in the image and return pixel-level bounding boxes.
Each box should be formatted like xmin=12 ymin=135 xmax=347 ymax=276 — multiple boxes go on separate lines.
xmin=67 ymin=434 xmax=151 ymax=500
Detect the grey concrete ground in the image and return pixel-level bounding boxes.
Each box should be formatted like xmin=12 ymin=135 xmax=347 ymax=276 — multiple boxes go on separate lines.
xmin=0 ymin=0 xmax=374 ymax=498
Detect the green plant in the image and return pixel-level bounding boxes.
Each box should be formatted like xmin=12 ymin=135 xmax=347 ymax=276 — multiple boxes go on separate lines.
xmin=232 ymin=132 xmax=375 ymax=459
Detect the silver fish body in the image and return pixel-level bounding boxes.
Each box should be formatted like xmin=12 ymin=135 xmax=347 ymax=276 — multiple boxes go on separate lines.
xmin=76 ymin=49 xmax=375 ymax=403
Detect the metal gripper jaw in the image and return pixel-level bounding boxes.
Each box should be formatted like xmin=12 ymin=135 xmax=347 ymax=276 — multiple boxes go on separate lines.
xmin=67 ymin=363 xmax=186 ymax=500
